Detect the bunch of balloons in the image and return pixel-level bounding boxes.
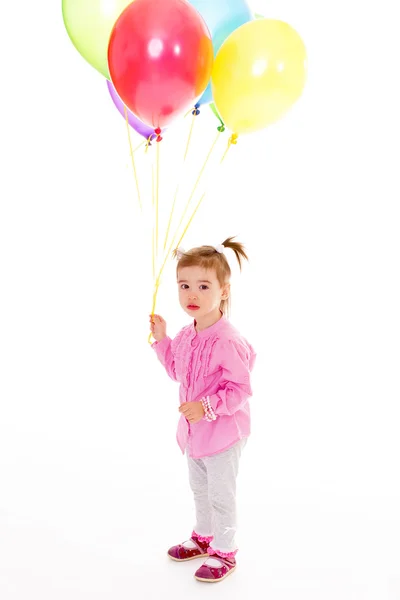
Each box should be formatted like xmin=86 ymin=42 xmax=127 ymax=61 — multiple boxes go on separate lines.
xmin=63 ymin=0 xmax=307 ymax=139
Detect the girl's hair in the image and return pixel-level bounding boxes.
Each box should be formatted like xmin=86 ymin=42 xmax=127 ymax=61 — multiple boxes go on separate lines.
xmin=172 ymin=236 xmax=248 ymax=316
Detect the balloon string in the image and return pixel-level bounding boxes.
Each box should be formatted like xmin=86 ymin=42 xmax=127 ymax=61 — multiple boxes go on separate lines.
xmin=149 ymin=111 xmax=194 ymax=343
xmin=148 ymin=149 xmax=159 ymax=344
xmin=155 ymin=140 xmax=160 ymax=260
xmin=174 ymin=192 xmax=206 ymax=250
xmin=147 ymin=193 xmax=206 ymax=346
xmin=124 ymin=106 xmax=142 ymax=213
xmin=151 ymin=162 xmax=155 ymax=280
xmin=183 ymin=130 xmax=220 ymax=220
xmin=134 ymin=140 xmax=146 ymax=153
xmin=163 ymin=110 xmax=198 ymax=253
xmin=163 ymin=185 xmax=179 ymax=254
xmin=184 ymin=112 xmax=197 ymax=162
xmin=175 ymin=131 xmax=234 ymax=251
xmin=163 ymin=130 xmax=220 ymax=272
xmin=148 ymin=280 xmax=160 ymax=344
xmin=148 ymin=130 xmax=222 ymax=344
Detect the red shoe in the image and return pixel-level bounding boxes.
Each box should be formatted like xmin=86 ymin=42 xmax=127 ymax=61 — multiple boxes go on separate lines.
xmin=194 ymin=555 xmax=236 ymax=582
xmin=167 ymin=533 xmax=212 ymax=562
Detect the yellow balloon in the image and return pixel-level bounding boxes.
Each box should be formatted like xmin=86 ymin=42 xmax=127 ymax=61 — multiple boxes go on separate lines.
xmin=211 ymin=19 xmax=307 ymax=134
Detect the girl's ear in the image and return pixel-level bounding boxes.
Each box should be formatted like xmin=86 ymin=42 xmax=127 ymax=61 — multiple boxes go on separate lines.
xmin=221 ymin=283 xmax=231 ymax=300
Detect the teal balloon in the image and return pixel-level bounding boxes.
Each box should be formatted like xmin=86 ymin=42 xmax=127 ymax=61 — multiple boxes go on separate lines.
xmin=188 ymin=0 xmax=253 ymax=106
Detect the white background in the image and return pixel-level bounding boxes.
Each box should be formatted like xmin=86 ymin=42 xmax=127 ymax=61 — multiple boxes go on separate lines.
xmin=1 ymin=0 xmax=399 ymax=598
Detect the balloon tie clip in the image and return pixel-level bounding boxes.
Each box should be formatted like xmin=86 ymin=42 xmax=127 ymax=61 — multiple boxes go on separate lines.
xmin=154 ymin=127 xmax=163 ymax=143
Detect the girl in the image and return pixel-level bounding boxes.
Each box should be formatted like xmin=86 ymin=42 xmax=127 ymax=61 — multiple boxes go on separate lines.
xmin=149 ymin=236 xmax=256 ymax=583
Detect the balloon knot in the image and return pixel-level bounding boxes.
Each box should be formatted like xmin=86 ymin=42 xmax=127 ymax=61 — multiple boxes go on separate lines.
xmin=217 ymin=125 xmax=225 ymax=132
xmin=192 ymin=107 xmax=200 ymax=116
xmin=229 ymin=133 xmax=239 ymax=145
xmin=154 ymin=127 xmax=162 ymax=142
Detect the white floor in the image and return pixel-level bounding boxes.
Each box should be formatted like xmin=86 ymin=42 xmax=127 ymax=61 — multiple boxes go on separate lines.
xmin=1 ymin=437 xmax=399 ymax=600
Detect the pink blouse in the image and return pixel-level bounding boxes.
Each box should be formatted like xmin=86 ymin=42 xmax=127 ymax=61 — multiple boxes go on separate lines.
xmin=152 ymin=314 xmax=256 ymax=458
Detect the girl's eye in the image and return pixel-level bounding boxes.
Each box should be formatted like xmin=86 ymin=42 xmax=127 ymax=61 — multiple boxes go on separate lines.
xmin=179 ymin=283 xmax=208 ymax=290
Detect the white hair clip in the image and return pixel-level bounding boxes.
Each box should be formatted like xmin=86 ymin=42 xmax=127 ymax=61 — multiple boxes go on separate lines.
xmin=215 ymin=244 xmax=225 ymax=254
xmin=176 ymin=247 xmax=185 ymax=260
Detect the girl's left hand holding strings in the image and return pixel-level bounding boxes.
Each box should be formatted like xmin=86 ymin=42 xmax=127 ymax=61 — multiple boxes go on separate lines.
xmin=179 ymin=401 xmax=205 ymax=424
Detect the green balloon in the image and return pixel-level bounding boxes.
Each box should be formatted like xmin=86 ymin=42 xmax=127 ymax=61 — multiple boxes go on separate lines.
xmin=210 ymin=102 xmax=224 ymax=126
xmin=62 ymin=0 xmax=133 ymax=79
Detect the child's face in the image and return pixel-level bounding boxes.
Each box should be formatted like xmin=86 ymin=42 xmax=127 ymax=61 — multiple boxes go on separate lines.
xmin=177 ymin=265 xmax=229 ymax=319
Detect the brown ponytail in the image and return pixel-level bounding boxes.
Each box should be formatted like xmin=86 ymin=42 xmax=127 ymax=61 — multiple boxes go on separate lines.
xmin=220 ymin=236 xmax=248 ymax=271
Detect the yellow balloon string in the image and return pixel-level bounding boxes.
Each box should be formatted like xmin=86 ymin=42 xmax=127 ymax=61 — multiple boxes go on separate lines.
xmin=163 ymin=110 xmax=198 ymax=253
xmin=124 ymin=106 xmax=142 ymax=213
xmin=175 ymin=191 xmax=206 ymax=250
xmin=184 ymin=106 xmax=194 ymax=118
xmin=151 ymin=162 xmax=155 ymax=281
xmin=145 ymin=135 xmax=152 ymax=153
xmin=148 ymin=130 xmax=222 ymax=344
xmin=163 ymin=185 xmax=179 ymax=254
xmin=184 ymin=112 xmax=197 ymax=162
xmin=148 ymin=279 xmax=160 ymax=344
xmin=174 ymin=132 xmax=234 ymax=251
xmin=162 ymin=130 xmax=220 ymax=274
xmin=155 ymin=141 xmax=160 ymax=259
xmin=133 ymin=140 xmax=146 ymax=154
xmin=181 ymin=130 xmax=220 ymax=218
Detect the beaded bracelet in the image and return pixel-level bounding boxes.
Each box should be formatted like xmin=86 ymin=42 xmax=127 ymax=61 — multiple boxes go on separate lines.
xmin=201 ymin=396 xmax=217 ymax=422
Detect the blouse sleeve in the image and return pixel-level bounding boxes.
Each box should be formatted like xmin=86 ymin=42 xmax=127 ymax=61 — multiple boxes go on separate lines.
xmin=204 ymin=338 xmax=256 ymax=417
xmin=151 ymin=336 xmax=178 ymax=382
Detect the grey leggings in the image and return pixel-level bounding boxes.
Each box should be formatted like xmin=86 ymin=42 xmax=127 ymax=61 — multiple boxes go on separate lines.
xmin=186 ymin=438 xmax=247 ymax=554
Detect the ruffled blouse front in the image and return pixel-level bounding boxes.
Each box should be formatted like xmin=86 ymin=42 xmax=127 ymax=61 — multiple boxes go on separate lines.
xmin=152 ymin=315 xmax=256 ymax=458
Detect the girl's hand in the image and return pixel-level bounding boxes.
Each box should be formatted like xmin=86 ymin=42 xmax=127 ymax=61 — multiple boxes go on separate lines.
xmin=179 ymin=401 xmax=205 ymax=424
xmin=149 ymin=314 xmax=167 ymax=342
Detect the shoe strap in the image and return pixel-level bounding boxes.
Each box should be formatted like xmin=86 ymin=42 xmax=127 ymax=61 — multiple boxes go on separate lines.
xmin=188 ymin=537 xmax=206 ymax=553
xmin=206 ymin=555 xmax=235 ymax=568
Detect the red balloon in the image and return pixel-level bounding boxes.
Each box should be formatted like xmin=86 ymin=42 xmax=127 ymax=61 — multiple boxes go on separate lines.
xmin=108 ymin=0 xmax=213 ymax=130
